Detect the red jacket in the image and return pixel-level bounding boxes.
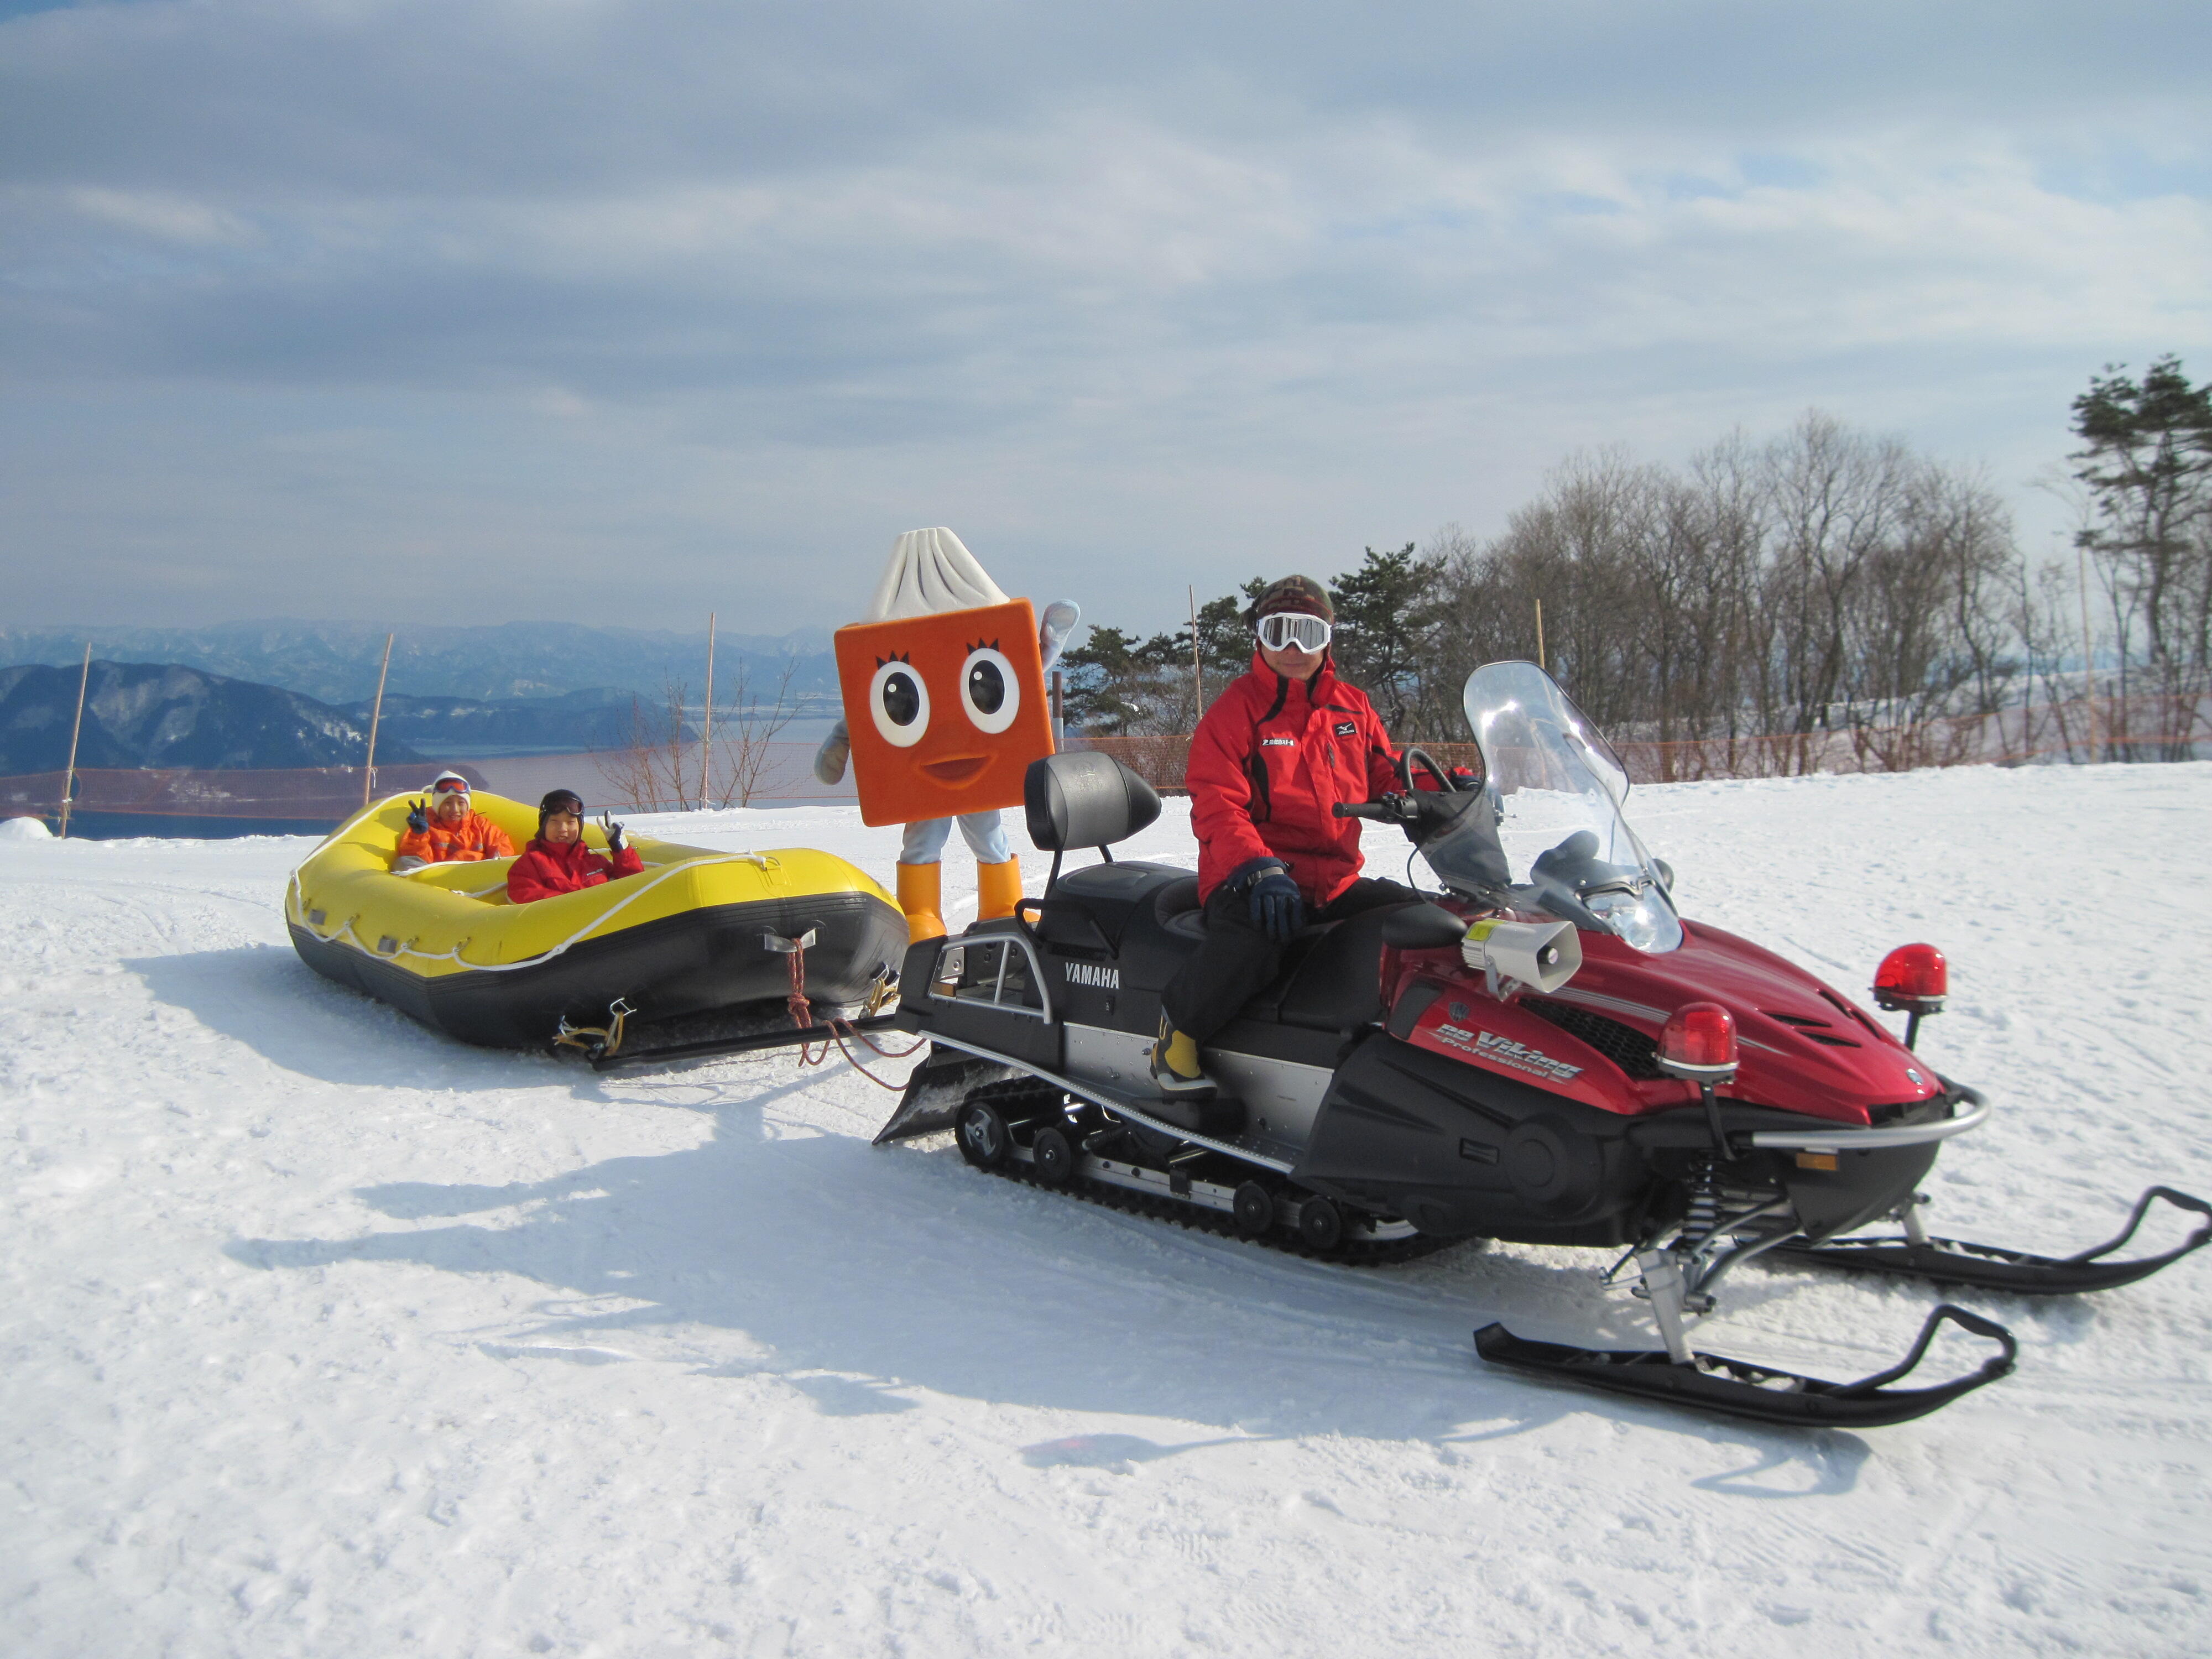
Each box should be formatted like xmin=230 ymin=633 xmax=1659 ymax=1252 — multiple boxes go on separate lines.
xmin=1186 ymin=654 xmax=1403 ymax=905
xmin=393 ymin=810 xmax=515 ymax=866
xmin=507 ymin=837 xmax=645 ymax=904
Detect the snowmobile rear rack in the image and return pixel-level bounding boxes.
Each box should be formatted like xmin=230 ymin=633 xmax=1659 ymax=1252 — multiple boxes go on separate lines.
xmin=1474 ymin=1302 xmax=2018 ymax=1428
xmin=874 ymin=1031 xmax=1297 ymax=1171
xmin=1769 ymin=1184 xmax=2212 ymax=1296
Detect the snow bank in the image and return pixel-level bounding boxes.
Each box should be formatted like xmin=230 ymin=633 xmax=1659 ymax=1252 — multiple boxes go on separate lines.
xmin=3 ymin=766 xmax=2209 ymax=1656
xmin=0 ymin=813 xmax=53 ymax=839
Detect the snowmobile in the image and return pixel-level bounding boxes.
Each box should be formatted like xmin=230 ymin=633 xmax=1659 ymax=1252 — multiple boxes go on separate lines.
xmin=874 ymin=661 xmax=2209 ymax=1426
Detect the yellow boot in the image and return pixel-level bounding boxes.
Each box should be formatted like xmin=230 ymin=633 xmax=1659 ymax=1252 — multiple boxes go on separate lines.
xmin=1149 ymin=1015 xmax=1215 ymax=1099
xmin=896 ymin=862 xmax=946 ymax=944
xmin=976 ymin=856 xmax=1024 ymax=922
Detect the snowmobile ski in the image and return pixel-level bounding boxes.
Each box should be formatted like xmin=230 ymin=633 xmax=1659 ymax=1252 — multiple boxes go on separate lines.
xmin=1474 ymin=1302 xmax=2018 ymax=1428
xmin=1768 ymin=1185 xmax=2211 ymax=1296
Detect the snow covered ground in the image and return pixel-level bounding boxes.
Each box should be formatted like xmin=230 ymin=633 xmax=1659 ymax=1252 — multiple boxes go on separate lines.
xmin=5 ymin=765 xmax=2210 ymax=1657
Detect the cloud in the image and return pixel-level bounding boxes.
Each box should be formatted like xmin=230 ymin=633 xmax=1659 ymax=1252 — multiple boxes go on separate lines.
xmin=1 ymin=1 xmax=2208 ymax=629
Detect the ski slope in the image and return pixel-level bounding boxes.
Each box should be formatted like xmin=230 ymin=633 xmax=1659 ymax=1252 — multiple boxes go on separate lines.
xmin=4 ymin=765 xmax=2210 ymax=1657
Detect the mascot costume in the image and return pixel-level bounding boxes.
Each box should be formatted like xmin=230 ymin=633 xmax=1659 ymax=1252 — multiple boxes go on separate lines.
xmin=814 ymin=528 xmax=1078 ymax=942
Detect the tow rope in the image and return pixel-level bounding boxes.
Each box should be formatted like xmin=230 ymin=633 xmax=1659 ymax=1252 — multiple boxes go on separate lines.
xmin=769 ymin=929 xmax=925 ymax=1089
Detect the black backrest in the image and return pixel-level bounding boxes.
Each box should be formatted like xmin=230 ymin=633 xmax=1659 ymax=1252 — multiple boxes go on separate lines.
xmin=1024 ymin=752 xmax=1162 ymax=852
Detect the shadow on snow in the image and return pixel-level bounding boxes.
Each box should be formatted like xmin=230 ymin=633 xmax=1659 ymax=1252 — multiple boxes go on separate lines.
xmin=222 ymin=1063 xmax=1872 ymax=1492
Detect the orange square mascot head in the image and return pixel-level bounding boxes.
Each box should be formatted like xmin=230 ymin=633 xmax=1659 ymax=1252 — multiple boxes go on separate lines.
xmin=830 ymin=529 xmax=1066 ymax=943
xmin=833 ymin=530 xmax=1056 ymax=828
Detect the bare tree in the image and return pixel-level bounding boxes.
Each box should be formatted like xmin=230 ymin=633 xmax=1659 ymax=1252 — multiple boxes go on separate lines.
xmin=706 ymin=654 xmax=805 ymax=807
xmin=599 ymin=680 xmax=699 ymax=811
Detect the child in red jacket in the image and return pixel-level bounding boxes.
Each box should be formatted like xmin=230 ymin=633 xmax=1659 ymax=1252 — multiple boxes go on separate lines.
xmin=507 ymin=789 xmax=644 ymax=904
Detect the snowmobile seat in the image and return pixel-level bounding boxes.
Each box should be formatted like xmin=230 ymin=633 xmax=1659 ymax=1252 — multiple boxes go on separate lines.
xmin=1149 ymin=870 xmax=1407 ymax=1034
xmin=1151 ymin=875 xmax=1207 ymax=943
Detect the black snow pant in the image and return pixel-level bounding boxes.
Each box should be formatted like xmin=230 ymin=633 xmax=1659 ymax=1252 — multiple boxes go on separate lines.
xmin=1160 ymin=876 xmax=1420 ymax=1045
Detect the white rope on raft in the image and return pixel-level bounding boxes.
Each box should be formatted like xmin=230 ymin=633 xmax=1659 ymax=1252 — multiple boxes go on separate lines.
xmin=291 ymin=851 xmax=787 ymax=974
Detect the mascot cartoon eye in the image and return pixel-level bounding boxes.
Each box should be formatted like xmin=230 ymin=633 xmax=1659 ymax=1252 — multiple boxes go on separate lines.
xmin=869 ymin=658 xmax=931 ymax=748
xmin=959 ymin=645 xmax=1020 ymax=734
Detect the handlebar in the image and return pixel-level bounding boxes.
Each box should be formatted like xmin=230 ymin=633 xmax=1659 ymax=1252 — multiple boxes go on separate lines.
xmin=1334 ymin=796 xmax=1416 ymax=822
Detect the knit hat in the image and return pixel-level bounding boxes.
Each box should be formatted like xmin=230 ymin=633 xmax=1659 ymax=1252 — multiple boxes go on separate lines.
xmin=1249 ymin=575 xmax=1335 ymax=625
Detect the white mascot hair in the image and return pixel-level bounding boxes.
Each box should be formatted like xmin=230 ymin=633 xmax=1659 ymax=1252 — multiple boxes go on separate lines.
xmin=864 ymin=528 xmax=1009 ymax=622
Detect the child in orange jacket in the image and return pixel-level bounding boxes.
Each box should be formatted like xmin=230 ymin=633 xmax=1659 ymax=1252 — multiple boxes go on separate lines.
xmin=391 ymin=771 xmax=516 ymax=872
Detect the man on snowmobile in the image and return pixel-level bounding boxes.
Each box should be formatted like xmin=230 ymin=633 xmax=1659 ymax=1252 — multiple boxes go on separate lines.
xmin=1151 ymin=575 xmax=1422 ymax=1097
xmin=390 ymin=771 xmax=515 ymax=872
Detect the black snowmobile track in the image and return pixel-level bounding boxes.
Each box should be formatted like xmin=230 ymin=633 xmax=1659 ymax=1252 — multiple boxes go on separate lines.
xmin=958 ymin=1078 xmax=1465 ymax=1269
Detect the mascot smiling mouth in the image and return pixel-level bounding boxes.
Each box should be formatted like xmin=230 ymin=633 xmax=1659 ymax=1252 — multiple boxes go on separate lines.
xmin=921 ymin=755 xmax=990 ymax=785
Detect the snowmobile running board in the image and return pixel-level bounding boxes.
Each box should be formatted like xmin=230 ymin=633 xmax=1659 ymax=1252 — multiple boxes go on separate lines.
xmin=1768 ymin=1185 xmax=2212 ymax=1296
xmin=588 ymin=1014 xmax=902 ymax=1072
xmin=1475 ymin=1303 xmax=2018 ymax=1428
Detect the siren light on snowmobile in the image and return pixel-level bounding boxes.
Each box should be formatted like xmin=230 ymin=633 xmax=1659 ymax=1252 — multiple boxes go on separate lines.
xmin=1657 ymin=1001 xmax=1739 ymax=1082
xmin=1874 ymin=942 xmax=1947 ymax=1049
xmin=1874 ymin=943 xmax=1947 ymax=1010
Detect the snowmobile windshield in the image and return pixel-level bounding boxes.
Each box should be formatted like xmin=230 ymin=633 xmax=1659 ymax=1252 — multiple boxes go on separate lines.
xmin=1462 ymin=661 xmax=1682 ymax=954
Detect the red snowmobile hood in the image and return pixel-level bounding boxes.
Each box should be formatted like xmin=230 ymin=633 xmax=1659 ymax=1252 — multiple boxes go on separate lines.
xmin=1558 ymin=919 xmax=1945 ymax=1124
xmin=1392 ymin=910 xmax=1945 ymax=1127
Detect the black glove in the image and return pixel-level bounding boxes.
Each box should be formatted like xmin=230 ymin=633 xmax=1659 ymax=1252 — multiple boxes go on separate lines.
xmin=599 ymin=812 xmax=625 ymax=852
xmin=1234 ymin=860 xmax=1303 ymax=942
xmin=406 ymin=799 xmax=429 ymax=834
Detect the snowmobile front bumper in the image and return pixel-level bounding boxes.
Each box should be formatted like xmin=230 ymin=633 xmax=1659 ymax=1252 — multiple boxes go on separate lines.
xmin=1474 ymin=1302 xmax=2017 ymax=1428
xmin=1739 ymin=1085 xmax=1994 ymax=1152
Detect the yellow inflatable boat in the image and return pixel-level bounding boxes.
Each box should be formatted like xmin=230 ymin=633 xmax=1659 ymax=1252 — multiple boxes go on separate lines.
xmin=285 ymin=792 xmax=908 ymax=1049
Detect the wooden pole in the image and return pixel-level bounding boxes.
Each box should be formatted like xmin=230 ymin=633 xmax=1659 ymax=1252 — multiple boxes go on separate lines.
xmin=1535 ymin=598 xmax=1547 ymax=674
xmin=361 ymin=632 xmax=394 ymax=807
xmin=698 ymin=611 xmax=716 ymax=810
xmin=1188 ymin=585 xmax=1203 ymax=719
xmin=2078 ymin=546 xmax=2098 ymax=763
xmin=58 ymin=643 xmax=91 ymax=839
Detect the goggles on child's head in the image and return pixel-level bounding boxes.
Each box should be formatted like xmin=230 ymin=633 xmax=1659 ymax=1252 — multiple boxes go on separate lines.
xmin=1255 ymin=612 xmax=1332 ymax=654
xmin=431 ymin=776 xmax=471 ymax=796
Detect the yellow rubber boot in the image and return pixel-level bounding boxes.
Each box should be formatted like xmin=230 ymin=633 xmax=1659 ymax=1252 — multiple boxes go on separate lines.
xmin=975 ymin=856 xmax=1024 ymax=922
xmin=896 ymin=862 xmax=946 ymax=944
xmin=1150 ymin=1015 xmax=1215 ymax=1099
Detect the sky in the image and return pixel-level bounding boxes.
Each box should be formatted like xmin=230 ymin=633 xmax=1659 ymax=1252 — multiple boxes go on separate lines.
xmin=2 ymin=0 xmax=2208 ymax=637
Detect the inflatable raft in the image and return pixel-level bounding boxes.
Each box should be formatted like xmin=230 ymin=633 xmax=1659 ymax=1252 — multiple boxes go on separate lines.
xmin=285 ymin=793 xmax=908 ymax=1049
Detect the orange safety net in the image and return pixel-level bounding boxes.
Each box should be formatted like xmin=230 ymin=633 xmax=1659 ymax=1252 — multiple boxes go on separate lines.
xmin=0 ymin=764 xmax=487 ymax=822
xmin=1070 ymin=694 xmax=2210 ymax=792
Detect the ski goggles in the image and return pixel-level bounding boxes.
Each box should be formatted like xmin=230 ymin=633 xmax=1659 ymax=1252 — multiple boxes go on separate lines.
xmin=431 ymin=776 xmax=471 ymax=796
xmin=1255 ymin=612 xmax=1333 ymax=654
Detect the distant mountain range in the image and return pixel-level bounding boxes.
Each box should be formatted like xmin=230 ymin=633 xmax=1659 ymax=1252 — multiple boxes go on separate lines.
xmin=0 ymin=661 xmax=423 ymax=773
xmin=0 ymin=660 xmax=737 ymax=774
xmin=340 ymin=687 xmax=650 ymax=757
xmin=0 ymin=620 xmax=838 ymax=707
